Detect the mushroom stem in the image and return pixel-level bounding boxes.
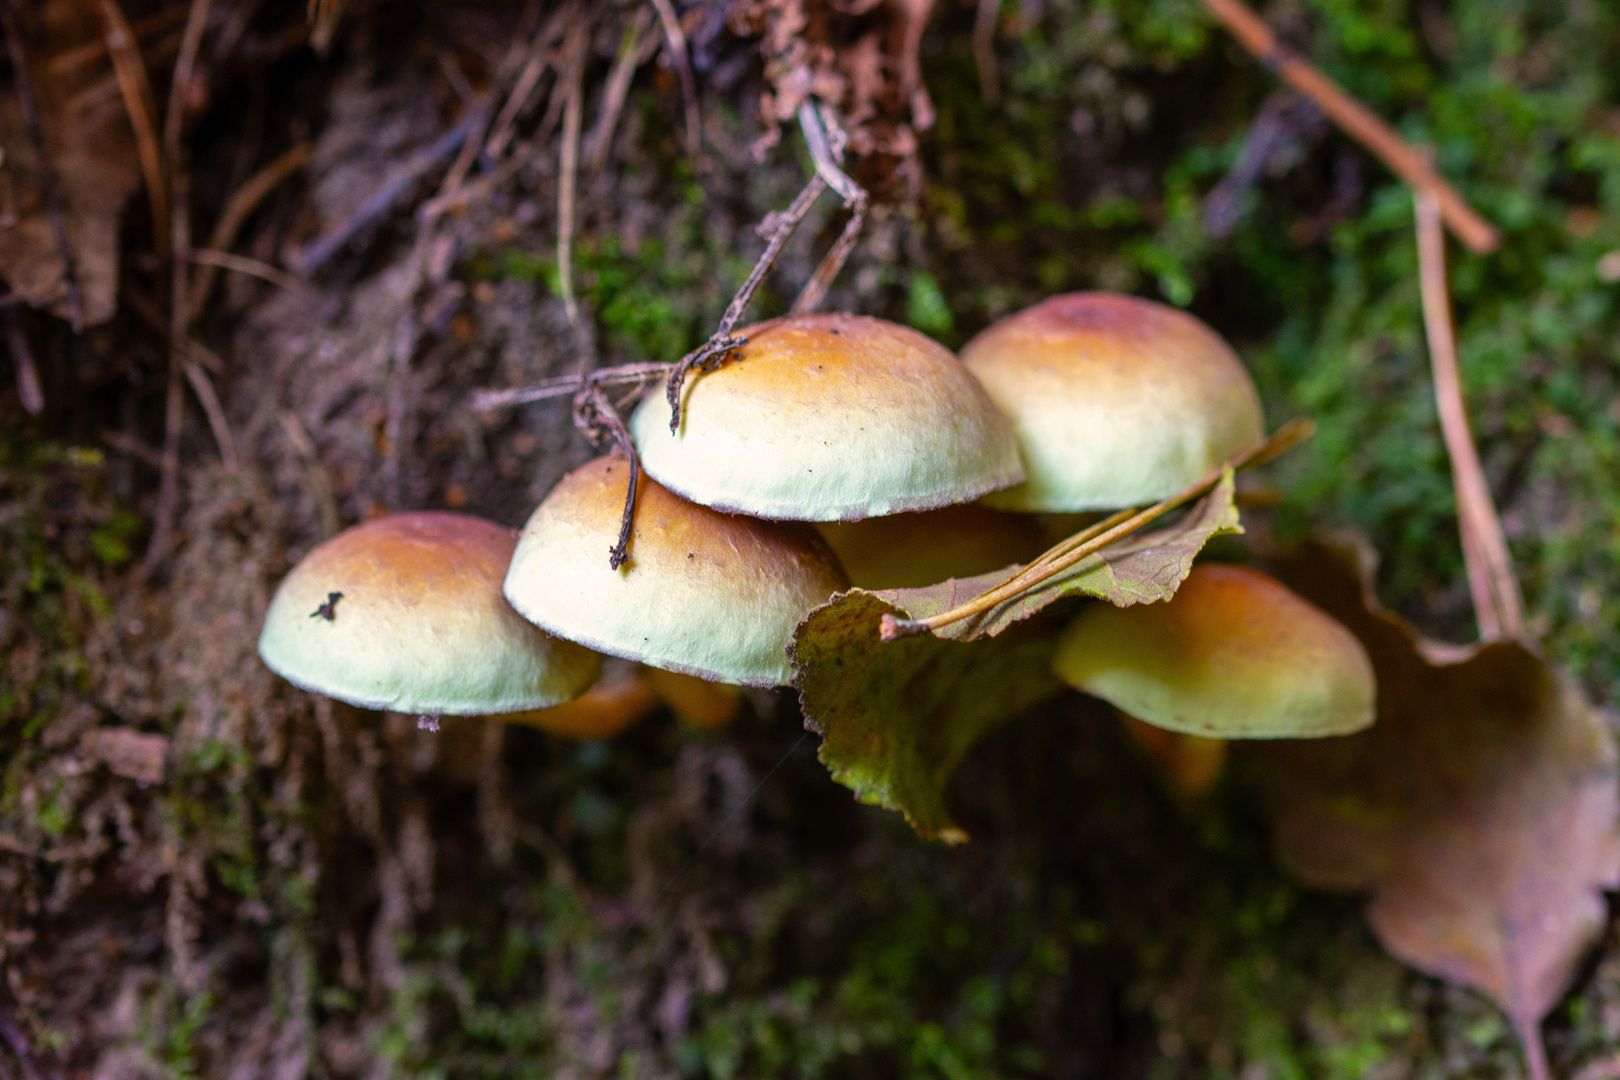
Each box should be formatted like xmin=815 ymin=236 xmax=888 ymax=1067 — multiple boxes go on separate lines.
xmin=879 ymin=418 xmax=1314 ymax=641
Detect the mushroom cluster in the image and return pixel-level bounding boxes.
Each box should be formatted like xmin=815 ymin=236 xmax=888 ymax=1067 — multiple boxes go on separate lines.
xmin=259 ymin=293 xmax=1374 ymax=763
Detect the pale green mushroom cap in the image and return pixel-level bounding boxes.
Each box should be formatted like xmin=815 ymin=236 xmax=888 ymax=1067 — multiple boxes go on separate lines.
xmin=629 ymin=313 xmax=1025 ymax=521
xmin=961 ymin=292 xmax=1264 ymax=511
xmin=503 ymin=457 xmax=850 ymax=687
xmin=259 ymin=512 xmax=601 ymax=715
xmin=1052 ymin=564 xmax=1375 ymax=738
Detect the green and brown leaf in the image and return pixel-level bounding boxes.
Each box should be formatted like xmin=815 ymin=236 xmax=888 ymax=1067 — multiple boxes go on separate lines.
xmin=789 ymin=478 xmax=1241 ymax=842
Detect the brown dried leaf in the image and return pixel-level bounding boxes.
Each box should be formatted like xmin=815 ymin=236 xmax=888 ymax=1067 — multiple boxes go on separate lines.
xmin=1247 ymin=540 xmax=1620 ymax=1080
xmin=877 ymin=471 xmax=1241 ymax=642
xmin=788 ymin=479 xmax=1240 ymax=841
xmin=0 ymin=1 xmax=142 ymax=325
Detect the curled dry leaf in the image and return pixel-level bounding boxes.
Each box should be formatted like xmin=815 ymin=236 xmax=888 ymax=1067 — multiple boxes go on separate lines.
xmin=788 ymin=478 xmax=1240 ymax=841
xmin=0 ymin=0 xmax=142 ymax=325
xmin=1246 ymin=539 xmax=1620 ymax=1080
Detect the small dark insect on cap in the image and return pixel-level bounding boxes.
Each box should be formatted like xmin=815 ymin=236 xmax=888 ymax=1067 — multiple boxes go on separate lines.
xmin=311 ymin=591 xmax=344 ymax=620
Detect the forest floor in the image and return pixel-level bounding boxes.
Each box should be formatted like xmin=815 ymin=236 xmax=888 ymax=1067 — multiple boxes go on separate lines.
xmin=3 ymin=0 xmax=1620 ymax=1077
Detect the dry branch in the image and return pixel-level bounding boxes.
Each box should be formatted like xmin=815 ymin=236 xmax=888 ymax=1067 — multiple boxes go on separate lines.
xmin=1413 ymin=189 xmax=1523 ymax=639
xmin=1199 ymin=0 xmax=1499 ymax=255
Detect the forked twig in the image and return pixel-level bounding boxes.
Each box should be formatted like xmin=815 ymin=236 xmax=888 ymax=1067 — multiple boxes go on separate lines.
xmin=2 ymin=2 xmax=84 ymax=330
xmin=1199 ymin=0 xmax=1498 ymax=254
xmin=791 ymin=101 xmax=868 ymax=315
xmin=663 ymin=173 xmax=826 ymax=431
xmin=880 ymin=419 xmax=1315 ymax=641
xmin=1414 ymin=189 xmax=1523 ymax=639
xmin=573 ymin=382 xmax=641 ymax=569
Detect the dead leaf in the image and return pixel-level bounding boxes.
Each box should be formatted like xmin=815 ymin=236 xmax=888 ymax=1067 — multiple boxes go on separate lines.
xmin=1246 ymin=539 xmax=1620 ymax=1080
xmin=0 ymin=0 xmax=142 ymax=326
xmin=789 ymin=479 xmax=1240 ymax=841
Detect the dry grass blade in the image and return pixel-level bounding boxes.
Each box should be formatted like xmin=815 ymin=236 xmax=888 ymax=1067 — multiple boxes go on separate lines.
xmin=182 ymin=359 xmax=236 ymax=469
xmin=97 ymin=0 xmax=168 ymax=256
xmin=645 ymin=0 xmax=701 ymax=159
xmin=186 ymin=248 xmax=313 ymax=297
xmin=1200 ymin=0 xmax=1497 ymax=254
xmin=161 ymin=0 xmax=211 ymax=164
xmin=189 ymin=142 xmax=311 ymax=319
xmin=1414 ymin=190 xmax=1523 ymax=638
xmin=973 ymin=0 xmax=1000 ymax=106
xmin=5 ymin=307 xmax=42 ymax=414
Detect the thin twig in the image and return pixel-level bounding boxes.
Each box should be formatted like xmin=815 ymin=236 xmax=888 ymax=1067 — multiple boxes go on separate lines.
xmin=143 ymin=167 xmax=191 ymax=575
xmin=1199 ymin=0 xmax=1498 ymax=254
xmin=188 ymin=142 xmax=311 ymax=319
xmin=469 ymin=362 xmax=671 ymax=409
xmin=4 ymin=307 xmax=42 ymax=414
xmin=556 ymin=20 xmax=588 ymax=338
xmin=1414 ymin=189 xmax=1523 ymax=639
xmin=2 ymin=3 xmax=84 ymax=329
xmin=46 ymin=4 xmax=188 ymax=75
xmin=880 ymin=419 xmax=1315 ymax=640
xmin=664 ymin=174 xmax=826 ymax=431
xmin=645 ymin=0 xmax=701 ymax=159
xmin=161 ymin=0 xmax=211 ymax=167
xmin=98 ymin=0 xmax=168 ymax=257
xmin=973 ymin=0 xmax=1000 ymax=107
xmin=287 ymin=103 xmax=489 ymax=274
xmin=100 ymin=429 xmax=165 ymax=469
xmin=182 ymin=359 xmax=236 ymax=469
xmin=573 ymin=383 xmax=641 ymax=569
xmin=791 ymin=102 xmax=868 ymax=315
xmin=485 ymin=0 xmax=574 ymax=161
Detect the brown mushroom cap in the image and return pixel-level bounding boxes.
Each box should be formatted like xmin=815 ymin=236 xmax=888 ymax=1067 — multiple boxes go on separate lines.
xmin=815 ymin=503 xmax=1047 ymax=590
xmin=1052 ymin=564 xmax=1375 ymax=738
xmin=258 ymin=513 xmax=601 ymax=716
xmin=503 ymin=457 xmax=850 ymax=687
xmin=961 ymin=292 xmax=1264 ymax=511
xmin=629 ymin=313 xmax=1025 ymax=520
xmin=499 ymin=660 xmax=659 ymax=740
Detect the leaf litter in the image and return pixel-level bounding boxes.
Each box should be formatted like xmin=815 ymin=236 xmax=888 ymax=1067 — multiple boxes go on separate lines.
xmin=1245 ymin=538 xmax=1620 ymax=1080
xmin=790 ymin=473 xmax=1241 ymax=841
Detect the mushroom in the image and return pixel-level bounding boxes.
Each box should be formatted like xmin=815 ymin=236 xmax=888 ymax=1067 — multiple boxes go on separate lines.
xmin=960 ymin=292 xmax=1264 ymax=511
xmin=258 ymin=512 xmax=601 ymax=717
xmin=629 ymin=313 xmax=1024 ymax=520
xmin=643 ymin=668 xmax=745 ymax=731
xmin=503 ymin=456 xmax=850 ymax=687
xmin=501 ymin=659 xmax=659 ymax=740
xmin=815 ymin=502 xmax=1046 ymax=589
xmin=1052 ymin=564 xmax=1375 ymax=738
